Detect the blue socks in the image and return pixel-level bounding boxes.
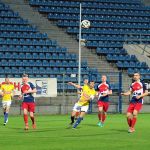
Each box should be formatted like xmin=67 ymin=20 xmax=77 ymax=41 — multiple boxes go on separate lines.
xmin=73 ymin=117 xmax=83 ymax=128
xmin=4 ymin=113 xmax=8 ymax=123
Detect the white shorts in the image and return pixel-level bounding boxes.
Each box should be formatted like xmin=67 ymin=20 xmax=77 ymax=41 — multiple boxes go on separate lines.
xmin=2 ymin=101 xmax=12 ymax=108
xmin=73 ymin=103 xmax=89 ymax=113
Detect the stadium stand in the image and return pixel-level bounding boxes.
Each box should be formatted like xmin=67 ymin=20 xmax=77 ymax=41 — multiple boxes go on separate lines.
xmin=0 ymin=0 xmax=120 ymax=94
xmin=28 ymin=0 xmax=150 ymax=81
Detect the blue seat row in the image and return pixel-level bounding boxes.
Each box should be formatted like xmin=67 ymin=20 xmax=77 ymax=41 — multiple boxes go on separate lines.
xmin=48 ymin=13 xmax=149 ymax=23
xmin=0 ymin=31 xmax=48 ymax=39
xmin=128 ymin=68 xmax=150 ymax=75
xmin=29 ymin=0 xmax=143 ymax=9
xmin=0 ymin=10 xmax=19 ymax=18
xmin=96 ymin=48 xmax=127 ymax=55
xmin=116 ymin=61 xmax=148 ymax=69
xmin=0 ymin=18 xmax=28 ymax=25
xmin=0 ymin=59 xmax=86 ymax=67
xmin=0 ymin=45 xmax=67 ymax=53
xmin=86 ymin=41 xmax=123 ymax=48
xmin=0 ymin=38 xmax=56 ymax=46
xmin=0 ymin=38 xmax=57 ymax=46
xmin=106 ymin=54 xmax=137 ymax=62
xmin=0 ymin=52 xmax=77 ymax=60
xmin=67 ymin=27 xmax=150 ymax=35
xmin=0 ymin=3 xmax=9 ymax=10
xmin=0 ymin=66 xmax=89 ymax=75
xmin=40 ymin=6 xmax=150 ymax=17
xmin=0 ymin=25 xmax=37 ymax=32
xmin=58 ymin=20 xmax=150 ymax=29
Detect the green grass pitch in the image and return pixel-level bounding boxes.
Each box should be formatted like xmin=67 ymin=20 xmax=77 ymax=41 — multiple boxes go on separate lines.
xmin=0 ymin=114 xmax=150 ymax=150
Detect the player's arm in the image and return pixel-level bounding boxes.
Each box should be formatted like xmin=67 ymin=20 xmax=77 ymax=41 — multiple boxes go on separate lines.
xmin=136 ymin=90 xmax=149 ymax=99
xmin=121 ymin=90 xmax=131 ymax=96
xmin=68 ymin=82 xmax=82 ymax=89
xmin=24 ymin=88 xmax=37 ymax=94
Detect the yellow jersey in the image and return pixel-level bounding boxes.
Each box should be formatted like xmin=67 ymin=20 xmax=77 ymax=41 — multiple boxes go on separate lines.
xmin=77 ymin=86 xmax=97 ymax=106
xmin=1 ymin=83 xmax=14 ymax=101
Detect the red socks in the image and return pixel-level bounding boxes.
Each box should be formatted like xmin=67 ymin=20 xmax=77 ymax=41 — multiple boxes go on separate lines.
xmin=127 ymin=117 xmax=137 ymax=128
xmin=102 ymin=114 xmax=106 ymax=123
xmin=127 ymin=118 xmax=132 ymax=127
xmin=30 ymin=116 xmax=35 ymax=124
xmin=24 ymin=114 xmax=28 ymax=125
xmin=24 ymin=114 xmax=35 ymax=125
xmin=98 ymin=113 xmax=106 ymax=123
xmin=131 ymin=117 xmax=137 ymax=128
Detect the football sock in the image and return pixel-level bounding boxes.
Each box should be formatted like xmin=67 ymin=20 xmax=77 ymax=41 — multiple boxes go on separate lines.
xmin=131 ymin=117 xmax=137 ymax=128
xmin=127 ymin=118 xmax=132 ymax=127
xmin=102 ymin=114 xmax=106 ymax=123
xmin=73 ymin=117 xmax=83 ymax=128
xmin=98 ymin=113 xmax=102 ymax=121
xmin=4 ymin=113 xmax=8 ymax=123
xmin=71 ymin=116 xmax=75 ymax=123
xmin=24 ymin=114 xmax=28 ymax=125
xmin=30 ymin=116 xmax=35 ymax=124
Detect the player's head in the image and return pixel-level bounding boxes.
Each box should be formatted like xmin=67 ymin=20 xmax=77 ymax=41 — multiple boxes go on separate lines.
xmin=101 ymin=75 xmax=107 ymax=82
xmin=5 ymin=77 xmax=10 ymax=84
xmin=133 ymin=72 xmax=140 ymax=81
xmin=83 ymin=78 xmax=89 ymax=85
xmin=22 ymin=74 xmax=29 ymax=84
xmin=89 ymin=80 xmax=95 ymax=89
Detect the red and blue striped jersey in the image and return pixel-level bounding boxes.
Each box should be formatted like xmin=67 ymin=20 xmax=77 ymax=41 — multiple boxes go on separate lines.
xmin=97 ymin=81 xmax=112 ymax=102
xmin=21 ymin=82 xmax=36 ymax=103
xmin=130 ymin=80 xmax=147 ymax=104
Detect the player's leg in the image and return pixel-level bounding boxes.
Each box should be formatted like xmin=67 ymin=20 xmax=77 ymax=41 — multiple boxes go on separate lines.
xmin=97 ymin=101 xmax=104 ymax=126
xmin=29 ymin=103 xmax=36 ymax=129
xmin=130 ymin=103 xmax=142 ymax=132
xmin=101 ymin=102 xmax=109 ymax=125
xmin=126 ymin=103 xmax=134 ymax=131
xmin=22 ymin=102 xmax=29 ymax=130
xmin=30 ymin=112 xmax=36 ymax=129
xmin=73 ymin=111 xmax=86 ymax=129
xmin=97 ymin=106 xmax=104 ymax=126
xmin=70 ymin=103 xmax=80 ymax=125
xmin=4 ymin=105 xmax=10 ymax=125
xmin=72 ymin=105 xmax=88 ymax=129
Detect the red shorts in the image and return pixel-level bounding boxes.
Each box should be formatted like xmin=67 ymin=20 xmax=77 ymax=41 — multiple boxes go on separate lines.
xmin=97 ymin=101 xmax=109 ymax=112
xmin=127 ymin=103 xmax=142 ymax=113
xmin=22 ymin=102 xmax=35 ymax=113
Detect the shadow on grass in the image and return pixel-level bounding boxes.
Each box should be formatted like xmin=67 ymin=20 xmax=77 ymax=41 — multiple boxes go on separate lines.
xmin=110 ymin=128 xmax=127 ymax=133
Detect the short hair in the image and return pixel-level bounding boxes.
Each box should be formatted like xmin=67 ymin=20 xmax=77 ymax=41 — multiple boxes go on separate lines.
xmin=22 ymin=74 xmax=28 ymax=77
xmin=133 ymin=72 xmax=140 ymax=76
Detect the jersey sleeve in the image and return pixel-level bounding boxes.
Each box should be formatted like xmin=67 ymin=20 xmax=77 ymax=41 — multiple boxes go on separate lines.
xmin=108 ymin=82 xmax=112 ymax=90
xmin=142 ymin=82 xmax=148 ymax=91
xmin=29 ymin=82 xmax=36 ymax=90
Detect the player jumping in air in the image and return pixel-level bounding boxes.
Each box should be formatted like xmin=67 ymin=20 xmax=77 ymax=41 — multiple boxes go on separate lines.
xmin=18 ymin=74 xmax=37 ymax=130
xmin=0 ymin=78 xmax=15 ymax=125
xmin=121 ymin=72 xmax=148 ymax=133
xmin=68 ymin=80 xmax=97 ymax=129
xmin=96 ymin=75 xmax=112 ymax=127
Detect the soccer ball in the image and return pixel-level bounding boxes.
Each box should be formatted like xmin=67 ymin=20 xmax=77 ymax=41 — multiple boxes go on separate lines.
xmin=81 ymin=20 xmax=90 ymax=28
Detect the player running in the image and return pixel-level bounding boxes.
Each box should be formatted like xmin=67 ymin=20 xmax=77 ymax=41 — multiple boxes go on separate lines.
xmin=68 ymin=80 xmax=97 ymax=129
xmin=121 ymin=72 xmax=148 ymax=133
xmin=18 ymin=74 xmax=37 ymax=130
xmin=96 ymin=75 xmax=112 ymax=127
xmin=0 ymin=78 xmax=15 ymax=125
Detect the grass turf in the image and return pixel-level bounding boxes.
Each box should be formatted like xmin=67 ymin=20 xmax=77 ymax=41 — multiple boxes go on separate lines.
xmin=0 ymin=114 xmax=150 ymax=150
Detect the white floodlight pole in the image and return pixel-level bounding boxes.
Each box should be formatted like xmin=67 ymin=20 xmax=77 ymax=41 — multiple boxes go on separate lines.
xmin=78 ymin=3 xmax=82 ymax=86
